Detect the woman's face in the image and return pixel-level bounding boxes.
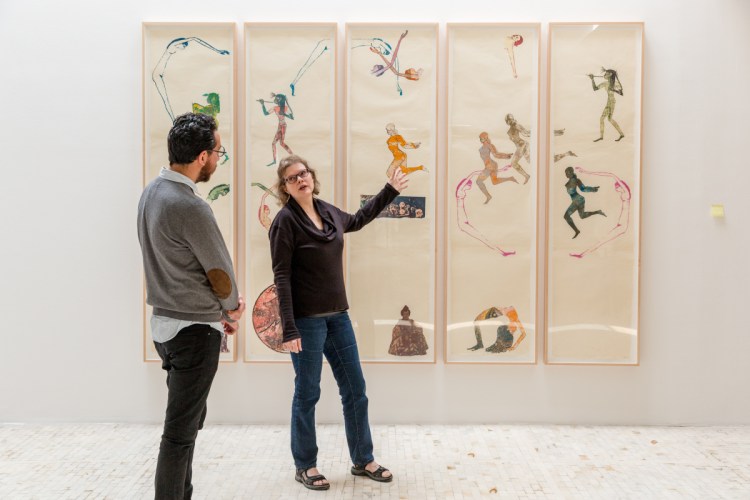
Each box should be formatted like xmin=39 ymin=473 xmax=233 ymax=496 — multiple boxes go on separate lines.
xmin=282 ymin=162 xmax=314 ymax=202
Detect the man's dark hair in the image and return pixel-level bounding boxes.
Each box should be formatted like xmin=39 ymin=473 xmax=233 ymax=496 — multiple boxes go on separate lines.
xmin=167 ymin=113 xmax=217 ymax=165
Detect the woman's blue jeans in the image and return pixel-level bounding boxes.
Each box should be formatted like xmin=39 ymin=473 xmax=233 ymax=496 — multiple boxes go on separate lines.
xmin=290 ymin=311 xmax=374 ymax=470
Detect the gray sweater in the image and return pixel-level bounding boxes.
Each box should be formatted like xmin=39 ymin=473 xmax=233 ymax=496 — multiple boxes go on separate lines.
xmin=137 ymin=173 xmax=238 ymax=322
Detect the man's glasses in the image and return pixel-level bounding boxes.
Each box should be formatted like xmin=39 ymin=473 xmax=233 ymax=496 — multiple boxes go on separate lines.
xmin=284 ymin=169 xmax=311 ymax=184
xmin=211 ymin=146 xmax=227 ymax=157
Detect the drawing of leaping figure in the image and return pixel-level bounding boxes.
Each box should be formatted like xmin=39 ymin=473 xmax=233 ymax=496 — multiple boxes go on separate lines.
xmin=467 ymin=306 xmax=527 ymax=352
xmin=289 ymin=39 xmax=330 ymax=96
xmin=563 ymin=166 xmax=606 ymax=239
xmin=152 ymin=37 xmax=230 ymax=121
xmin=589 ymin=67 xmax=625 ymax=142
xmin=505 ymin=113 xmax=532 ymax=184
xmin=504 ymin=34 xmax=524 ymax=78
xmin=569 ymin=167 xmax=631 ymax=258
xmin=476 ymin=132 xmax=517 ymax=204
xmin=257 ymin=93 xmax=294 ymax=166
xmin=369 ymin=30 xmax=423 ymax=82
xmin=251 ymin=182 xmax=279 ymax=230
xmin=456 ymin=172 xmax=515 ymax=256
xmin=385 ymin=123 xmax=426 ymax=177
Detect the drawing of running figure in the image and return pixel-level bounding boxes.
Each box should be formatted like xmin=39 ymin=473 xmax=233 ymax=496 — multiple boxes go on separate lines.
xmin=504 ymin=34 xmax=524 ymax=78
xmin=455 ymin=172 xmax=515 ymax=256
xmin=589 ymin=67 xmax=625 ymax=142
xmin=569 ymin=167 xmax=631 ymax=258
xmin=476 ymin=132 xmax=517 ymax=204
xmin=152 ymin=37 xmax=230 ymax=121
xmin=257 ymin=92 xmax=294 ymax=166
xmin=505 ymin=113 xmax=532 ymax=184
xmin=563 ymin=166 xmax=606 ymax=239
xmin=289 ymin=39 xmax=330 ymax=96
xmin=385 ymin=123 xmax=427 ymax=177
xmin=467 ymin=306 xmax=526 ymax=352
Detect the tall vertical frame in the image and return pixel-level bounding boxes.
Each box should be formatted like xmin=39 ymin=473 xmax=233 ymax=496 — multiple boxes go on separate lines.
xmin=142 ymin=22 xmax=238 ymax=362
xmin=546 ymin=23 xmax=643 ymax=365
xmin=445 ymin=23 xmax=540 ymax=364
xmin=345 ymin=23 xmax=438 ymax=363
xmin=244 ymin=23 xmax=337 ymax=362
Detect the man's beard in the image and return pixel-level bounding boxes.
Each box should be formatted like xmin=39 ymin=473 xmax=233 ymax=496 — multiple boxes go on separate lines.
xmin=196 ymin=164 xmax=213 ymax=183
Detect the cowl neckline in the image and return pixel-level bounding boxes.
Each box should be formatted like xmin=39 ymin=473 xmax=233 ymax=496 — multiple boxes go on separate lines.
xmin=286 ymin=196 xmax=337 ymax=242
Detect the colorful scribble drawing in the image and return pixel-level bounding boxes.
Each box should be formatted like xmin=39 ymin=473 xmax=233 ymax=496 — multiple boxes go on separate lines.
xmin=206 ymin=183 xmax=230 ymax=203
xmin=477 ymin=132 xmax=517 ymax=204
xmin=385 ymin=123 xmax=427 ymax=177
xmin=289 ymin=39 xmax=330 ymax=96
xmin=569 ymin=167 xmax=631 ymax=258
xmin=455 ymin=171 xmax=515 ymax=256
xmin=505 ymin=114 xmax=532 ymax=184
xmin=192 ymin=93 xmax=229 ymax=165
xmin=388 ymin=305 xmax=428 ymax=356
xmin=563 ymin=166 xmax=606 ymax=239
xmin=251 ymin=182 xmax=279 ymax=230
xmin=467 ymin=306 xmax=526 ymax=353
xmin=589 ymin=67 xmax=625 ymax=142
xmin=151 ymin=37 xmax=230 ymax=122
xmin=360 ymin=195 xmax=425 ymax=219
xmin=252 ymin=284 xmax=285 ymax=353
xmin=257 ymin=93 xmax=294 ymax=166
xmin=504 ymin=34 xmax=524 ymax=78
xmin=352 ymin=31 xmax=422 ymax=96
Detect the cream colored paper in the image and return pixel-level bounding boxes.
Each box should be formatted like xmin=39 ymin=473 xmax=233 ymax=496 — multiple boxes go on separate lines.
xmin=446 ymin=24 xmax=539 ymax=363
xmin=547 ymin=23 xmax=642 ymax=364
xmin=244 ymin=24 xmax=336 ymax=362
xmin=142 ymin=23 xmax=236 ymax=362
xmin=346 ymin=24 xmax=437 ymax=362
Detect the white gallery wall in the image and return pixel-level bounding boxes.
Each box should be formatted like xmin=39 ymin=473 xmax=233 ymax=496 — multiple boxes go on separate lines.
xmin=1 ymin=0 xmax=748 ymax=425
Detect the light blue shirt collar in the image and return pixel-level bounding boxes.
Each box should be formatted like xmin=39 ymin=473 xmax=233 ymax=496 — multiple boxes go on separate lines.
xmin=159 ymin=167 xmax=201 ymax=196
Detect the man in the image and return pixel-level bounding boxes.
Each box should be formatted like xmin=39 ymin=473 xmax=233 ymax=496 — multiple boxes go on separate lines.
xmin=137 ymin=112 xmax=245 ymax=499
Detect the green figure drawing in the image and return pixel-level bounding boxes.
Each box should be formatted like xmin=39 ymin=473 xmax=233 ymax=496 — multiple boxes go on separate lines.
xmin=589 ymin=67 xmax=625 ymax=142
xmin=193 ymin=92 xmax=229 ymax=165
xmin=207 ymin=183 xmax=230 ymax=202
xmin=563 ymin=166 xmax=606 ymax=239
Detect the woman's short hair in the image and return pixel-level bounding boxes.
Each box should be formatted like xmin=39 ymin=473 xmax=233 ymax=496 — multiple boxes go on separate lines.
xmin=274 ymin=155 xmax=321 ymax=205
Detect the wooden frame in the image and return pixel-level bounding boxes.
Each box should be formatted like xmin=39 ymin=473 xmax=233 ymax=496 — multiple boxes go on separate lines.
xmin=444 ymin=23 xmax=540 ymax=364
xmin=344 ymin=23 xmax=438 ymax=363
xmin=142 ymin=22 xmax=238 ymax=362
xmin=545 ymin=22 xmax=643 ymax=365
xmin=243 ymin=23 xmax=338 ymax=362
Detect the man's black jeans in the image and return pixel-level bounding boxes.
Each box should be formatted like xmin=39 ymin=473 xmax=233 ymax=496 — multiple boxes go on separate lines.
xmin=153 ymin=324 xmax=221 ymax=500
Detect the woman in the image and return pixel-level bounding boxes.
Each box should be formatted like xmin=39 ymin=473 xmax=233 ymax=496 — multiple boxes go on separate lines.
xmin=563 ymin=166 xmax=606 ymax=239
xmin=476 ymin=131 xmax=516 ymax=204
xmin=269 ymin=155 xmax=407 ymax=490
xmin=258 ymin=92 xmax=294 ymax=166
xmin=588 ymin=67 xmax=625 ymax=142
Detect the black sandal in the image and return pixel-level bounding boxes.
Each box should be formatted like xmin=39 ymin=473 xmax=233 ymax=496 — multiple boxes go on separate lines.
xmin=295 ymin=468 xmax=330 ymax=491
xmin=351 ymin=463 xmax=393 ymax=482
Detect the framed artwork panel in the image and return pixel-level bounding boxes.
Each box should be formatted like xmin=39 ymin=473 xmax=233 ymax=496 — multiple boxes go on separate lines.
xmin=445 ymin=23 xmax=540 ymax=364
xmin=244 ymin=23 xmax=337 ymax=362
xmin=546 ymin=22 xmax=643 ymax=365
xmin=345 ymin=23 xmax=438 ymax=363
xmin=142 ymin=22 xmax=238 ymax=362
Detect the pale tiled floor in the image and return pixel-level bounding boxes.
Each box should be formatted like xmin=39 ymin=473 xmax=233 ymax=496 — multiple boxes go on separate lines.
xmin=1 ymin=424 xmax=748 ymax=499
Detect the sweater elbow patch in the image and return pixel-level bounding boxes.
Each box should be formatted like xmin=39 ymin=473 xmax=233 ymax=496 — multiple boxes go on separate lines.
xmin=207 ymin=268 xmax=233 ymax=299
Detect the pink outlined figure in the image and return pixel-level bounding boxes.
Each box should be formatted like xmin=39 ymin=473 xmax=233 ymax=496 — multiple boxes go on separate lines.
xmin=257 ymin=92 xmax=294 ymax=166
xmin=456 ymin=171 xmax=515 ymax=257
xmin=569 ymin=166 xmax=631 ymax=258
xmin=504 ymin=34 xmax=524 ymax=78
xmin=476 ymin=131 xmax=517 ymax=204
xmin=251 ymin=182 xmax=278 ymax=231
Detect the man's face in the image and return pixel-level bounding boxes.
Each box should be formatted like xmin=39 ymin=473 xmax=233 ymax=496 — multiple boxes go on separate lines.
xmin=197 ymin=131 xmax=221 ymax=183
